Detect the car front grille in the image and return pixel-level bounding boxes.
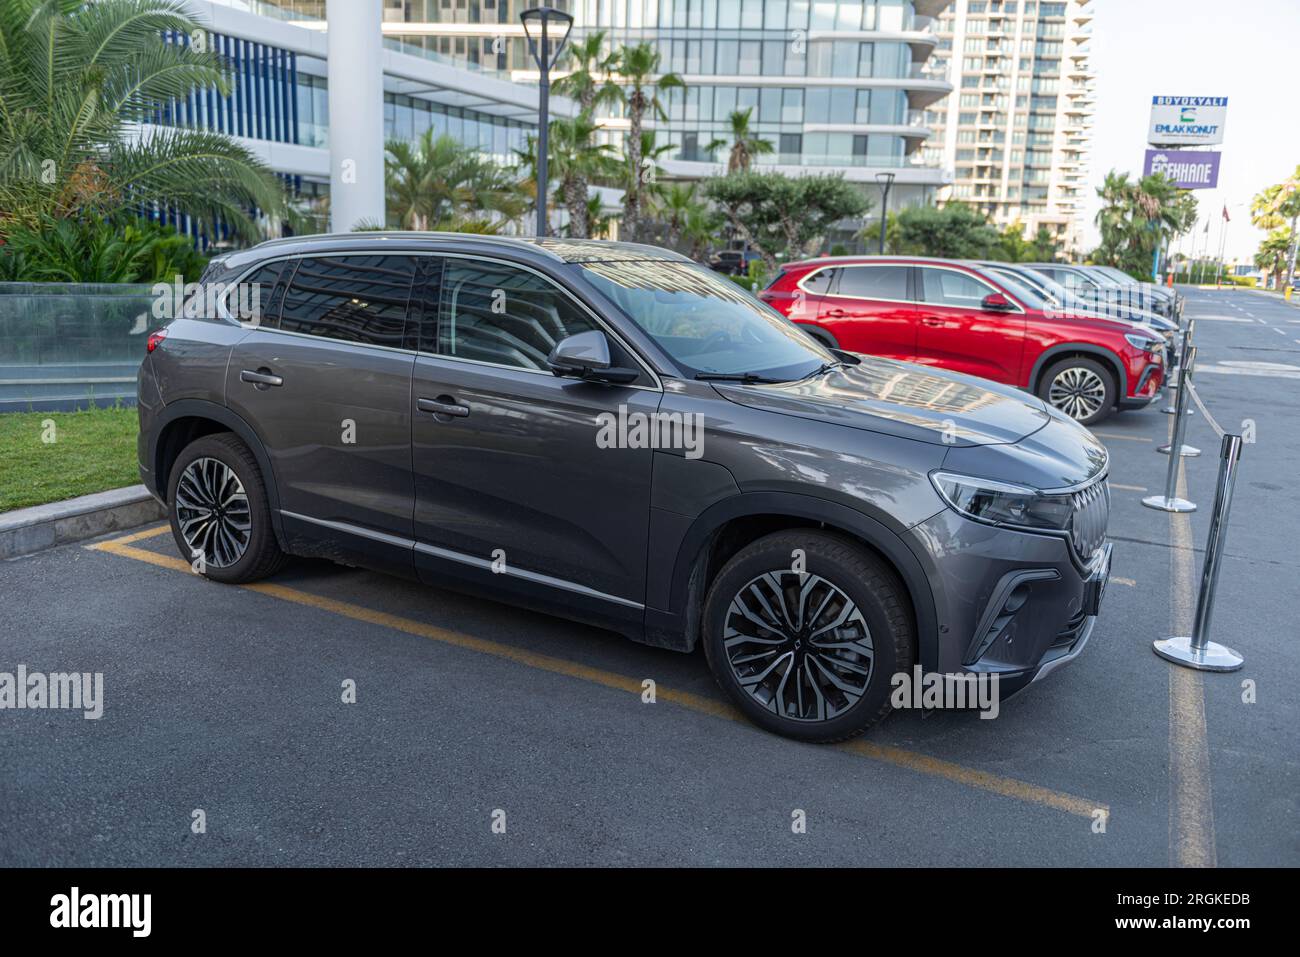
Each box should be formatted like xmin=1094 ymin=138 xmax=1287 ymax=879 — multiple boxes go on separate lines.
xmin=1070 ymin=478 xmax=1110 ymax=560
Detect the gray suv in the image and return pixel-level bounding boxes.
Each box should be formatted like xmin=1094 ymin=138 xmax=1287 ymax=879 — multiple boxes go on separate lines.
xmin=138 ymin=234 xmax=1112 ymax=742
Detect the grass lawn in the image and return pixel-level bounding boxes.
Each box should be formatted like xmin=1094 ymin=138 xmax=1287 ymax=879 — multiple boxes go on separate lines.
xmin=0 ymin=406 xmax=140 ymax=513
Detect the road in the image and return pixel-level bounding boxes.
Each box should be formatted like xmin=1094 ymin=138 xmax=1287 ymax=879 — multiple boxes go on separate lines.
xmin=1 ymin=286 xmax=1296 ymax=867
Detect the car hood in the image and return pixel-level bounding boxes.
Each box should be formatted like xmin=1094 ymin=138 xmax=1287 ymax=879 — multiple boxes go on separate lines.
xmin=711 ymin=355 xmax=1051 ymax=447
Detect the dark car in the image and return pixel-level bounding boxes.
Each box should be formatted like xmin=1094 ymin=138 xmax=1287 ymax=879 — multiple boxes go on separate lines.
xmin=138 ymin=233 xmax=1112 ymax=742
xmin=1022 ymin=262 xmax=1177 ymax=320
xmin=760 ymin=255 xmax=1166 ymax=425
xmin=708 ymin=248 xmax=761 ymax=276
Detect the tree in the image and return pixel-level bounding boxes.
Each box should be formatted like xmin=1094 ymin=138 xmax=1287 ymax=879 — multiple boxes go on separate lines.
xmin=1251 ymin=167 xmax=1300 ymax=290
xmin=706 ymin=108 xmax=774 ymax=173
xmin=703 ymin=171 xmax=868 ymax=271
xmin=613 ymin=43 xmax=684 ymax=242
xmin=0 ymin=0 xmax=288 ymax=242
xmin=1092 ymin=170 xmax=1194 ymax=276
xmin=891 ymin=203 xmax=1000 ymax=259
xmin=387 ymin=130 xmax=526 ymax=232
xmin=552 ymin=31 xmax=622 ymax=115
xmin=1254 ymin=228 xmax=1293 ymax=289
xmin=546 ymin=113 xmax=617 ymax=239
xmin=647 ymin=181 xmax=722 ymax=259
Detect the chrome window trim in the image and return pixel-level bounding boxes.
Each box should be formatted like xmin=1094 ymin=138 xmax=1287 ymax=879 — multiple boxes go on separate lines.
xmin=280 ymin=510 xmax=644 ymax=610
xmin=796 ymin=262 xmax=914 ymax=306
xmin=218 ymin=248 xmax=663 ymax=392
xmin=794 ymin=262 xmax=1028 ymax=314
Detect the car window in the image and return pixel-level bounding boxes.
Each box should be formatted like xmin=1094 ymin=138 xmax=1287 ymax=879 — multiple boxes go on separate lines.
xmin=918 ymin=267 xmax=996 ymax=308
xmin=985 ymin=269 xmax=1048 ymax=310
xmin=229 ymin=260 xmax=291 ymax=326
xmin=799 ymin=267 xmax=837 ymax=294
xmin=580 ymin=259 xmax=829 ymax=380
xmin=836 ymin=264 xmax=909 ymax=300
xmin=277 ymin=255 xmax=415 ymax=348
xmin=438 ymin=259 xmax=600 ymax=371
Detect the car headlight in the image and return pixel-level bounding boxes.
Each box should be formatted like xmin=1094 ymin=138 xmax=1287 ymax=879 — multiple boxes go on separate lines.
xmin=1125 ymin=332 xmax=1162 ymax=352
xmin=930 ymin=471 xmax=1075 ymax=534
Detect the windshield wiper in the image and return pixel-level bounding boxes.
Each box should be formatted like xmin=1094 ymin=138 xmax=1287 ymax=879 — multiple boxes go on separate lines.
xmin=694 ymin=371 xmax=787 ymax=384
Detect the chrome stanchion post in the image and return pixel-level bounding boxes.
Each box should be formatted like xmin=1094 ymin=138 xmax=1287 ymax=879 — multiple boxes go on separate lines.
xmin=1153 ymin=434 xmax=1246 ymax=671
xmin=1164 ymin=316 xmax=1194 ymax=405
xmin=1143 ymin=345 xmax=1197 ymax=512
xmin=1159 ymin=340 xmax=1200 ymax=455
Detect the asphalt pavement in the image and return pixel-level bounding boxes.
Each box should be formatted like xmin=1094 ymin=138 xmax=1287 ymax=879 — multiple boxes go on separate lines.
xmin=1 ymin=285 xmax=1296 ymax=867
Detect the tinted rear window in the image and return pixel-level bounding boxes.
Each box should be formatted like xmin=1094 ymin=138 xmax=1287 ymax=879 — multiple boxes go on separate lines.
xmin=836 ymin=265 xmax=909 ymax=300
xmin=278 ymin=255 xmax=416 ymax=348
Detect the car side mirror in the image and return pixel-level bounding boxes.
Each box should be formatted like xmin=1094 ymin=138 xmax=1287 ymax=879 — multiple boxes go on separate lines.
xmin=547 ymin=330 xmax=639 ymax=384
xmin=982 ymin=292 xmax=1017 ymax=313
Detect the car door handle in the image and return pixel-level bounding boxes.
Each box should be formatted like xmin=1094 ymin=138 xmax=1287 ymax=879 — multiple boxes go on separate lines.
xmin=418 ymin=396 xmax=470 ymax=418
xmin=823 ymin=308 xmax=846 ymax=318
xmin=921 ymin=317 xmax=947 ymax=327
xmin=240 ymin=369 xmax=283 ymax=387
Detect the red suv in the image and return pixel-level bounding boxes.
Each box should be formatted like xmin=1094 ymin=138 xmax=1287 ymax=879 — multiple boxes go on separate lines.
xmin=759 ymin=256 xmax=1166 ymax=425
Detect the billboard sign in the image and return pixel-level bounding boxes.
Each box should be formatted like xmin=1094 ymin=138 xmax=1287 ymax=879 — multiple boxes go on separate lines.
xmin=1143 ymin=149 xmax=1221 ymax=189
xmin=1148 ymin=96 xmax=1228 ymax=145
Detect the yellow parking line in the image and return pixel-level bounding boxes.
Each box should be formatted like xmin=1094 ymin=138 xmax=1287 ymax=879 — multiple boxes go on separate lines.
xmin=98 ymin=523 xmax=171 ymax=545
xmin=1165 ymin=424 xmax=1217 ymax=867
xmin=1109 ymin=483 xmax=1148 ymax=492
xmin=89 ymin=532 xmax=1109 ymax=820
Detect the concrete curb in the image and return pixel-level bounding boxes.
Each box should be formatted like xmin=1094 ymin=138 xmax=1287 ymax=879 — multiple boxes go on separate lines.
xmin=0 ymin=485 xmax=165 ymax=560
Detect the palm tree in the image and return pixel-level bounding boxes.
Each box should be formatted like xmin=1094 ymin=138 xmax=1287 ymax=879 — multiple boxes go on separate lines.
xmin=386 ymin=130 xmax=526 ymax=232
xmin=613 ymin=43 xmax=684 ymax=242
xmin=707 ymin=108 xmax=774 ymax=173
xmin=1094 ymin=169 xmax=1190 ymax=274
xmin=552 ymin=31 xmax=622 ymax=116
xmin=1251 ymin=167 xmax=1300 ymax=290
xmin=1255 ymin=228 xmax=1293 ymax=289
xmin=0 ymin=0 xmax=289 ymax=241
xmin=650 ymin=181 xmax=721 ymax=259
xmin=547 ymin=113 xmax=616 ymax=239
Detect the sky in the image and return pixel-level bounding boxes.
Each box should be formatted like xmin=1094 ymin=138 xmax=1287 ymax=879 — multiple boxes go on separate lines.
xmin=1083 ymin=0 xmax=1300 ymax=264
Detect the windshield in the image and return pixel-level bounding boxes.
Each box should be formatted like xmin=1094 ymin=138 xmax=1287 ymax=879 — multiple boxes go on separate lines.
xmin=984 ymin=268 xmax=1052 ymax=310
xmin=579 ymin=259 xmax=831 ymax=380
xmin=1095 ymin=265 xmax=1139 ymax=285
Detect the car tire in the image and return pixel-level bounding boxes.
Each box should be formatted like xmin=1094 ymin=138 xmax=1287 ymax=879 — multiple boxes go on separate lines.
xmin=1038 ymin=356 xmax=1116 ymax=426
xmin=167 ymin=432 xmax=287 ymax=584
xmin=801 ymin=325 xmax=840 ymax=350
xmin=701 ymin=530 xmax=914 ymax=743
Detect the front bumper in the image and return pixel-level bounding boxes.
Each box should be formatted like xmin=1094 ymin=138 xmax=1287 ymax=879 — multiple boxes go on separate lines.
xmin=903 ymin=510 xmax=1112 ymax=697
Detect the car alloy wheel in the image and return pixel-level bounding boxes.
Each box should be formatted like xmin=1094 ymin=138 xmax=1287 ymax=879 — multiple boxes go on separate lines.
xmin=723 ymin=570 xmax=874 ymax=723
xmin=174 ymin=456 xmax=252 ymax=568
xmin=1048 ymin=366 xmax=1107 ymax=421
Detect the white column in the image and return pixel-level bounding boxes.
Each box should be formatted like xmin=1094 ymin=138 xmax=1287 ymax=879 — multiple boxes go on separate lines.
xmin=327 ymin=0 xmax=385 ymax=232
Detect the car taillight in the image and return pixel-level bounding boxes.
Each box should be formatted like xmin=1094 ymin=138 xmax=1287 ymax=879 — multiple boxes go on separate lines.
xmin=147 ymin=329 xmax=168 ymax=353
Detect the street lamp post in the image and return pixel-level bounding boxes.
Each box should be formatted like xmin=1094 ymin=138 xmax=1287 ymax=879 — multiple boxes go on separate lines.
xmin=520 ymin=6 xmax=574 ymax=238
xmin=874 ymin=172 xmax=895 ymax=255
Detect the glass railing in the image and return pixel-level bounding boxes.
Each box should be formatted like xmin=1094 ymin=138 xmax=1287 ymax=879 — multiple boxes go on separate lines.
xmin=0 ymin=284 xmax=154 ymax=410
xmin=206 ymin=0 xmax=325 ymax=21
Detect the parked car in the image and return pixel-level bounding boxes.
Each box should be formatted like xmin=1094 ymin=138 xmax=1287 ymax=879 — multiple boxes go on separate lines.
xmin=1022 ymin=262 xmax=1177 ymax=320
xmin=1084 ymin=264 xmax=1183 ymax=318
xmin=139 ymin=234 xmax=1112 ymax=742
xmin=708 ymin=248 xmax=761 ymax=276
xmin=760 ymin=255 xmax=1166 ymax=425
xmin=975 ymin=261 xmax=1180 ymax=366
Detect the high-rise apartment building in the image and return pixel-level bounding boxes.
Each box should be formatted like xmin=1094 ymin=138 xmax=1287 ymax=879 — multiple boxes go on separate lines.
xmin=921 ymin=0 xmax=1093 ymax=255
